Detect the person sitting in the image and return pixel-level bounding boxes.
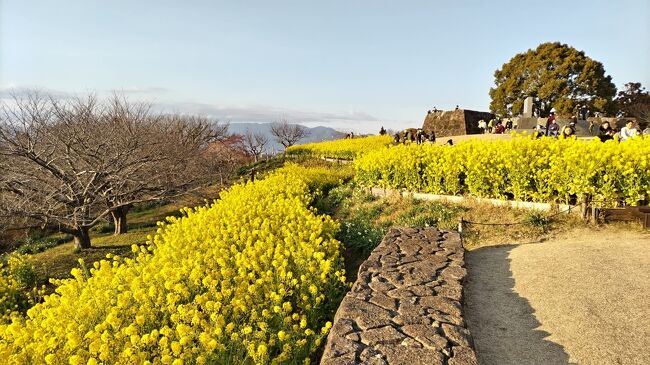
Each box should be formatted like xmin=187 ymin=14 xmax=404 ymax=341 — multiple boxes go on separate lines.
xmin=619 ymin=120 xmax=637 ymax=141
xmin=532 ymin=124 xmax=545 ymax=139
xmin=598 ymin=121 xmax=614 ymax=142
xmin=379 ymin=126 xmax=387 ymax=135
xmin=560 ymin=123 xmax=576 ymax=139
xmin=494 ymin=121 xmax=506 ymax=134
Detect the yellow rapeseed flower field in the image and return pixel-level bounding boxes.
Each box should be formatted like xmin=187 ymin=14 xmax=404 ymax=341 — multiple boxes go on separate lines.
xmin=286 ymin=135 xmax=392 ymax=160
xmin=354 ymin=136 xmax=650 ymax=206
xmin=0 ymin=165 xmax=348 ymax=365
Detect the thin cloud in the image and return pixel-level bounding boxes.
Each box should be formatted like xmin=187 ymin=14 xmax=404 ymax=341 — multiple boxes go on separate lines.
xmin=0 ymin=85 xmax=404 ymax=133
xmin=106 ymin=87 xmax=170 ymax=94
xmin=152 ymin=101 xmax=381 ymax=126
xmin=0 ymin=85 xmax=76 ymax=100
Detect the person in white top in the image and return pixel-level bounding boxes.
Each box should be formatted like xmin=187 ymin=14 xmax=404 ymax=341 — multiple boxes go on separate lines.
xmin=619 ymin=121 xmax=637 ymax=141
xmin=478 ymin=119 xmax=487 ymax=134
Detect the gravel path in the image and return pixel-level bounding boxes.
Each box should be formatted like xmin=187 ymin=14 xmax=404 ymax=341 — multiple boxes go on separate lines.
xmin=464 ymin=228 xmax=650 ymax=365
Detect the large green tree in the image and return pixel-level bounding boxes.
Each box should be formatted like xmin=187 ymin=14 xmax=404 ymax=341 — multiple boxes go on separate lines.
xmin=489 ymin=42 xmax=617 ymax=117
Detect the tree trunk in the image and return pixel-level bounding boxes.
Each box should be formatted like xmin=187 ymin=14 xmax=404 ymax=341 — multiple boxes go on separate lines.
xmin=111 ymin=206 xmax=130 ymax=235
xmin=73 ymin=226 xmax=91 ymax=249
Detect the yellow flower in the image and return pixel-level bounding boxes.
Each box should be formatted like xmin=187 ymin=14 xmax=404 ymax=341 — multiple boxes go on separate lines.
xmin=0 ymin=165 xmax=349 ymax=365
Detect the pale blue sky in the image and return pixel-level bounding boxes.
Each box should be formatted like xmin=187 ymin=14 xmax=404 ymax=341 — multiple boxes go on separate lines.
xmin=1 ymin=0 xmax=648 ymax=132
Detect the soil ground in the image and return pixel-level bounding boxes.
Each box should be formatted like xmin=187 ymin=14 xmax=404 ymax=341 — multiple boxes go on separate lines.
xmin=464 ymin=227 xmax=650 ymax=365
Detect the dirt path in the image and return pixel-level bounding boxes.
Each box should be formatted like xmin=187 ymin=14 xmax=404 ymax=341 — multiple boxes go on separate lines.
xmin=464 ymin=228 xmax=650 ymax=365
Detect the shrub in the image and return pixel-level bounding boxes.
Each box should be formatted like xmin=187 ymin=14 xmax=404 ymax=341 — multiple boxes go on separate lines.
xmin=0 ymin=254 xmax=40 ymax=319
xmin=15 ymin=236 xmax=73 ymax=255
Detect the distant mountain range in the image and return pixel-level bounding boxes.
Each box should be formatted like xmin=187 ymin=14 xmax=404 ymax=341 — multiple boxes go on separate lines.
xmin=227 ymin=122 xmax=346 ymax=153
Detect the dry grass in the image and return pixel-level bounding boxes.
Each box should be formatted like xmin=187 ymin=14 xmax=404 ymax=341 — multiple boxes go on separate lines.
xmin=31 ymin=227 xmax=155 ymax=285
xmin=458 ymin=199 xmax=587 ymax=250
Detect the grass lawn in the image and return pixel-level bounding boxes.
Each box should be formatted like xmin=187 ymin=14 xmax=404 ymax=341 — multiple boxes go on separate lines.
xmin=31 ymin=228 xmax=155 ymax=285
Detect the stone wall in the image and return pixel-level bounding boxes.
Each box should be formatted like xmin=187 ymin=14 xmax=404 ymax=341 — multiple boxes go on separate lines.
xmin=422 ymin=109 xmax=494 ymax=137
xmin=320 ymin=227 xmax=477 ymax=365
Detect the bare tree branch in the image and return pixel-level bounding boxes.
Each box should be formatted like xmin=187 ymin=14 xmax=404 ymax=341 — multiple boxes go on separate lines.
xmin=0 ymin=92 xmax=242 ymax=248
xmin=269 ymin=119 xmax=310 ymax=151
xmin=241 ymin=129 xmax=269 ymax=162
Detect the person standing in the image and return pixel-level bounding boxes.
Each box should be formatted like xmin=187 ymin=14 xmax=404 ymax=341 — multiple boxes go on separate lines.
xmin=545 ymin=112 xmax=556 ymax=136
xmin=478 ymin=119 xmax=486 ymax=134
xmin=487 ymin=118 xmax=495 ymax=133
xmin=619 ymin=121 xmax=637 ymax=141
xmin=579 ymin=105 xmax=588 ymax=120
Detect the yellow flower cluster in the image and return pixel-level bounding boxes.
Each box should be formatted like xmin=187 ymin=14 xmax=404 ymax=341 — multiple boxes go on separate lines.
xmin=0 ymin=254 xmax=39 ymax=321
xmin=0 ymin=165 xmax=347 ymax=364
xmin=354 ymin=137 xmax=650 ymax=206
xmin=286 ymin=135 xmax=392 ymax=160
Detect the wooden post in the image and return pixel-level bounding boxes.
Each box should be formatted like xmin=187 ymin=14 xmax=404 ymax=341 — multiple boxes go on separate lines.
xmin=581 ymin=195 xmax=590 ymax=220
xmin=591 ymin=207 xmax=600 ymax=225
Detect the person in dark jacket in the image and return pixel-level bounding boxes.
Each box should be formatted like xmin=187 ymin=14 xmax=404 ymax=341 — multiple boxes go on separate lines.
xmin=598 ymin=121 xmax=614 ymax=142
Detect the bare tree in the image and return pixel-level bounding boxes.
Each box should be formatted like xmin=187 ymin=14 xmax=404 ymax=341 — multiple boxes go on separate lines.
xmin=270 ymin=120 xmax=310 ymax=151
xmin=241 ymin=129 xmax=269 ymax=162
xmin=0 ymin=92 xmax=231 ymax=248
xmin=101 ymin=112 xmax=229 ymax=235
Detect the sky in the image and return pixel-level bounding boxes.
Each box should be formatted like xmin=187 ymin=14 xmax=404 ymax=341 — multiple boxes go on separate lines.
xmin=1 ymin=0 xmax=648 ymax=133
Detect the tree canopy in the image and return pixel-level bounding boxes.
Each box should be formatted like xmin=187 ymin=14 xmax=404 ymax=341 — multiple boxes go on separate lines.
xmin=615 ymin=82 xmax=650 ymax=126
xmin=489 ymin=42 xmax=617 ymax=117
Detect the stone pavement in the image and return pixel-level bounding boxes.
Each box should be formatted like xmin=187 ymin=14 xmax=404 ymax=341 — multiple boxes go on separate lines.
xmin=321 ymin=227 xmax=477 ymax=365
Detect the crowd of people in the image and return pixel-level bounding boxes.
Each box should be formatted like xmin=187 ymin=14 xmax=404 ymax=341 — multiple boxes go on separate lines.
xmin=531 ymin=115 xmax=648 ymax=141
xmin=594 ymin=120 xmax=649 ymax=142
xmin=478 ymin=117 xmax=518 ymax=134
xmin=393 ymin=128 xmax=436 ymax=144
